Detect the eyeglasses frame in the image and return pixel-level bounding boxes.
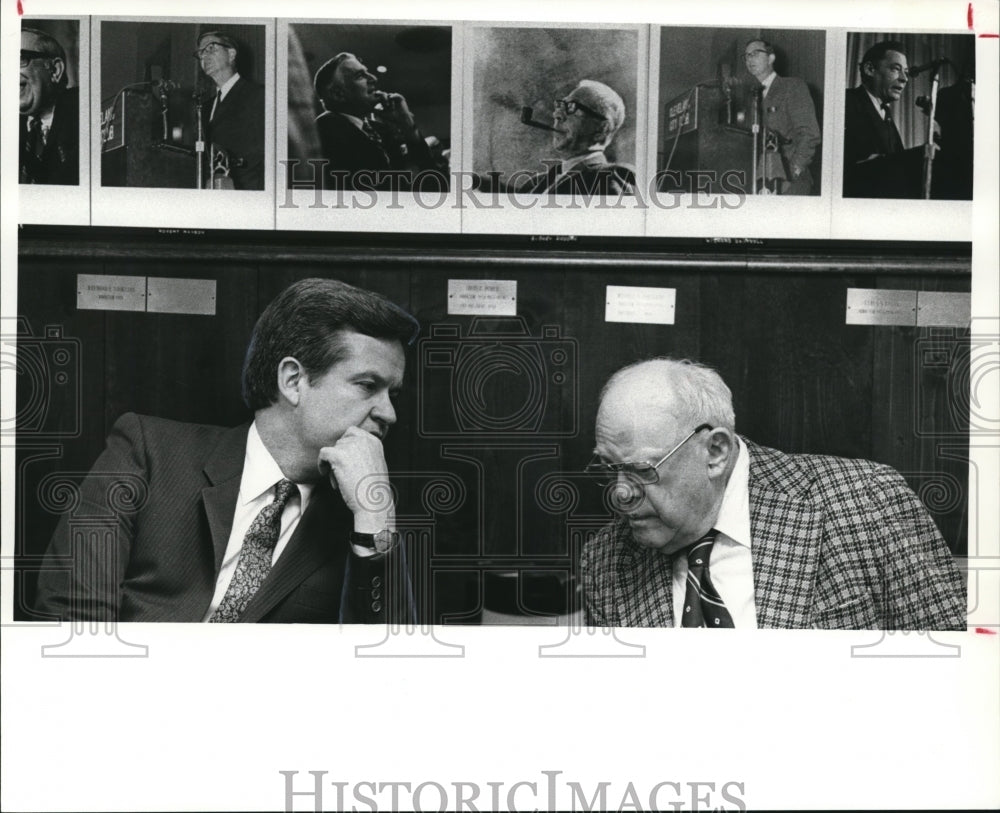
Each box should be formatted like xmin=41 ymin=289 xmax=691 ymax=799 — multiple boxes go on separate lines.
xmin=586 ymin=423 xmax=715 ymax=486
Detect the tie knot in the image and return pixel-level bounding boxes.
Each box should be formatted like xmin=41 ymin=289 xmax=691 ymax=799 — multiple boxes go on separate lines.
xmin=882 ymin=103 xmax=893 ymax=119
xmin=273 ymin=479 xmax=297 ymax=510
xmin=685 ymin=529 xmax=719 ymax=567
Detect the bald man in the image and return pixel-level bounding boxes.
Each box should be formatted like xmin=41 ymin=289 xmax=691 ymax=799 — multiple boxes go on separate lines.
xmin=582 ymin=358 xmax=966 ymax=629
xmin=20 ymin=26 xmax=78 ymax=185
xmin=519 ymin=79 xmax=635 ymax=195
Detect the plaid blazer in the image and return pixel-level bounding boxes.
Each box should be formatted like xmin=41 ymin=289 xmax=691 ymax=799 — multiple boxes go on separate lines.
xmin=581 ymin=438 xmax=966 ymax=630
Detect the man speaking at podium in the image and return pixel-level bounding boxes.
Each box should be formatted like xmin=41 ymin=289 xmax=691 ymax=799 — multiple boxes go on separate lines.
xmin=196 ymin=30 xmax=265 ymax=190
xmin=742 ymin=39 xmax=820 ymax=195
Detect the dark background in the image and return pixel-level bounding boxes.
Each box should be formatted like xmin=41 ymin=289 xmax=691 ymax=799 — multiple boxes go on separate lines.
xmin=14 ymin=230 xmax=971 ymax=623
xmin=657 ymin=27 xmax=825 ymax=194
xmin=22 ymin=18 xmax=81 ymax=87
xmin=99 ymin=21 xmax=266 ymax=188
xmin=287 ymin=23 xmax=453 ymax=181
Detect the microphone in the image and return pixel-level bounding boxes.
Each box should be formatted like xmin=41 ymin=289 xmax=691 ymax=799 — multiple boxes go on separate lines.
xmin=908 ymin=57 xmax=950 ymax=77
xmin=520 ymin=106 xmax=566 ymax=133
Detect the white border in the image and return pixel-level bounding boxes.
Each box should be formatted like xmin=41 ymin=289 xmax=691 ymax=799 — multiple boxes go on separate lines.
xmin=90 ymin=16 xmax=276 ymax=230
xmin=3 ymin=2 xmax=998 ymax=813
xmin=18 ymin=15 xmax=91 ymax=226
xmin=275 ymin=17 xmax=464 ymax=234
xmin=645 ymin=24 xmax=836 ymax=239
xmin=460 ymin=20 xmax=648 ymax=237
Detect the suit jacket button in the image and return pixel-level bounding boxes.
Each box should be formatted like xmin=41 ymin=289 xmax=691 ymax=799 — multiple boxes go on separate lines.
xmin=371 ymin=576 xmax=383 ymax=588
xmin=371 ymin=601 xmax=383 ymax=613
xmin=371 ymin=588 xmax=382 ymax=600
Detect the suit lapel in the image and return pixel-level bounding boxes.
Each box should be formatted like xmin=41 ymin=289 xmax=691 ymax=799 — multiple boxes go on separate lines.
xmin=745 ymin=439 xmax=823 ymax=628
xmin=856 ymin=87 xmax=894 ymax=154
xmin=239 ymin=482 xmax=352 ymax=622
xmin=200 ymin=424 xmax=250 ymax=576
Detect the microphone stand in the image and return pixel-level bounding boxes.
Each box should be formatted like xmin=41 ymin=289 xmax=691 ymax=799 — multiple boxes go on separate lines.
xmin=194 ymin=90 xmax=206 ymax=190
xmin=921 ymin=63 xmax=942 ymax=200
xmin=750 ymin=86 xmax=761 ymax=195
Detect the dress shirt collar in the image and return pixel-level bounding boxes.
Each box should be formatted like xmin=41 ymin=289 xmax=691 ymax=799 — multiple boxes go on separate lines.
xmin=712 ymin=435 xmax=751 ymax=550
xmin=217 ymin=72 xmax=241 ymax=102
xmin=241 ymin=421 xmax=313 ymax=510
xmin=863 ymin=86 xmax=888 ymax=120
xmin=759 ymin=71 xmax=777 ymax=96
xmin=28 ymin=108 xmax=55 ymax=133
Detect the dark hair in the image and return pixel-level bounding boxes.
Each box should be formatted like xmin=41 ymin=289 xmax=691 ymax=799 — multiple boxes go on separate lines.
xmin=242 ymin=277 xmax=420 ymax=411
xmin=745 ymin=38 xmax=774 ymax=55
xmin=198 ymin=30 xmax=238 ymax=52
xmin=22 ymin=27 xmax=68 ymax=88
xmin=859 ymin=40 xmax=907 ymax=81
xmin=314 ymin=52 xmax=354 ymax=108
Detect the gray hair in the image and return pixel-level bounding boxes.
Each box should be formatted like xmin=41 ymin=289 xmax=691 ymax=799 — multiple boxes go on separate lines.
xmin=575 ymin=79 xmax=626 ymax=135
xmin=601 ymin=357 xmax=736 ymax=431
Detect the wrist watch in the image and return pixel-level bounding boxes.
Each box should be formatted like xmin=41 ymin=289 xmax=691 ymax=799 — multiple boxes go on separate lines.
xmin=349 ymin=529 xmax=398 ymax=553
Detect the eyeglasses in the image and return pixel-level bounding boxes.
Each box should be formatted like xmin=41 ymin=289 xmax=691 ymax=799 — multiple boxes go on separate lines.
xmin=585 ymin=424 xmax=713 ymax=486
xmin=743 ymin=49 xmax=770 ymax=60
xmin=20 ymin=49 xmax=48 ymax=67
xmin=194 ymin=41 xmax=228 ymax=58
xmin=553 ymin=98 xmax=605 ymax=121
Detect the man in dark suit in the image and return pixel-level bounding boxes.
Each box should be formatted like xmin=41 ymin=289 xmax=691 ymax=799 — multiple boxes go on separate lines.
xmin=196 ymin=31 xmax=265 ymax=190
xmin=34 ymin=279 xmax=420 ymax=623
xmin=582 ymin=358 xmax=966 ymax=629
xmin=843 ymin=40 xmax=924 ymax=199
xmin=743 ymin=39 xmax=821 ymax=195
xmin=312 ymin=52 xmax=444 ymax=192
xmin=19 ymin=27 xmax=78 ymax=186
xmin=517 ymin=79 xmax=635 ymax=196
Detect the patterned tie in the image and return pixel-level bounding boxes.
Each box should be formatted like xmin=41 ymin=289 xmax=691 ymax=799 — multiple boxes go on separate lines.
xmin=680 ymin=529 xmax=735 ymax=628
xmin=209 ymin=479 xmax=297 ymax=622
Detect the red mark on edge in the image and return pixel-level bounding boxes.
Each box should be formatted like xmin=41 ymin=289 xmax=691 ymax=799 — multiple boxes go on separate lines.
xmin=970 ymin=2 xmax=1000 ymax=36
xmin=974 ymin=628 xmax=997 ymax=635
xmin=17 ymin=0 xmax=24 ymax=15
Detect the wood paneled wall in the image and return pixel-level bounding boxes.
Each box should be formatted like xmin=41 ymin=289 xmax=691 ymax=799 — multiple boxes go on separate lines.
xmin=14 ymin=233 xmax=970 ymax=622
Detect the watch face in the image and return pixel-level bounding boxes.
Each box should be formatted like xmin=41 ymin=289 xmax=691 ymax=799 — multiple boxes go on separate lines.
xmin=374 ymin=529 xmax=397 ymax=553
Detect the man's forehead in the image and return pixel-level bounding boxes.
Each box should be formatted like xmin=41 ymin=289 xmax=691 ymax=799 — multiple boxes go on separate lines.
xmin=337 ymin=56 xmax=366 ymax=75
xmin=744 ymin=41 xmax=766 ymax=53
xmin=21 ymin=30 xmax=42 ymax=49
xmin=881 ymin=50 xmax=908 ymax=66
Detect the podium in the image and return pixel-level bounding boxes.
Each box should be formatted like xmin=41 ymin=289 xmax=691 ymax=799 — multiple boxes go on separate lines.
xmin=658 ymin=84 xmax=754 ymax=194
xmin=101 ymin=87 xmax=197 ymax=189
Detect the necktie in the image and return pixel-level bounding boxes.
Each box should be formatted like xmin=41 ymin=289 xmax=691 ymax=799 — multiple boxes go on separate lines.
xmin=361 ymin=118 xmax=383 ymax=147
xmin=209 ymin=479 xmax=297 ymax=622
xmin=680 ymin=529 xmax=735 ymax=628
xmin=210 ymin=89 xmax=222 ymax=121
xmin=882 ymin=103 xmax=902 ymax=153
xmin=26 ymin=118 xmax=44 ymax=159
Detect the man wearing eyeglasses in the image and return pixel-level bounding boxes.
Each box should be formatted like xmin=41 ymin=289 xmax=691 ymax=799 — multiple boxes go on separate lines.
xmin=581 ymin=358 xmax=965 ymax=629
xmin=519 ymin=80 xmax=635 ymax=196
xmin=19 ymin=26 xmax=78 ymax=185
xmin=843 ymin=40 xmax=923 ymax=199
xmin=742 ymin=39 xmax=821 ymax=195
xmin=195 ymin=30 xmax=265 ymax=190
